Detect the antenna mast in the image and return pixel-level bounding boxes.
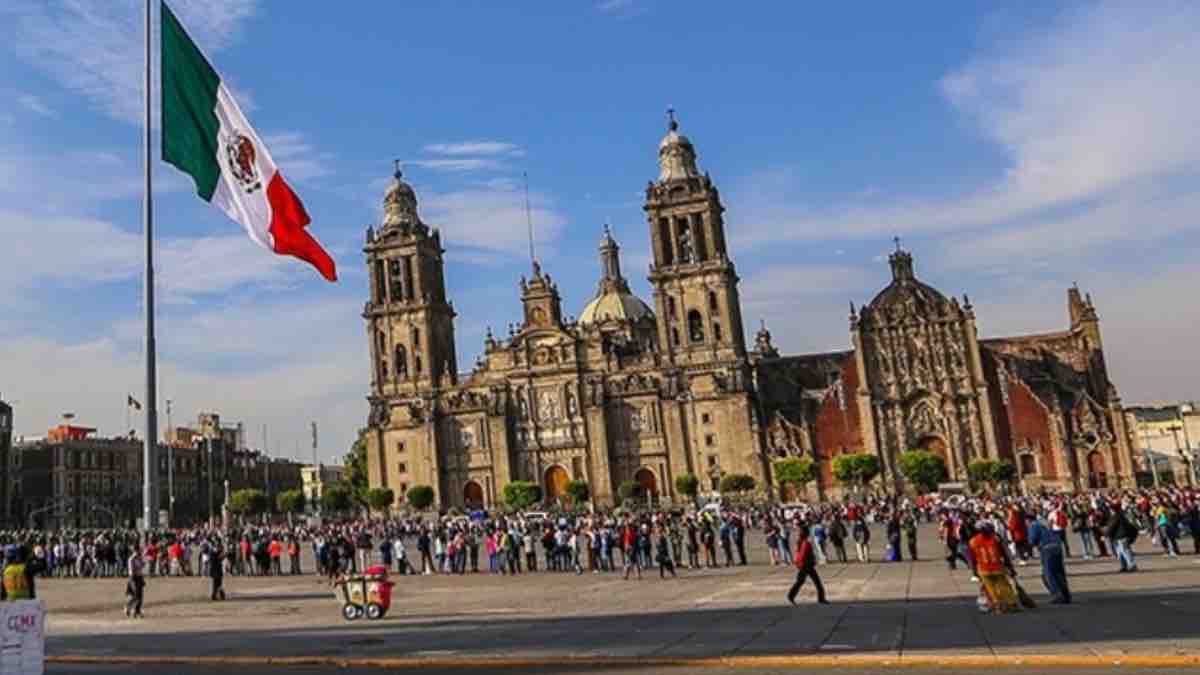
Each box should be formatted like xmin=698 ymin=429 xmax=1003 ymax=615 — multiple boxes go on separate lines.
xmin=524 ymin=171 xmax=536 ymax=267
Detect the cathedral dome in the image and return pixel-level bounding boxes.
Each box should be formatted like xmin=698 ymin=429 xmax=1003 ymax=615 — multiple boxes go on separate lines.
xmin=382 ymin=167 xmax=420 ymax=228
xmin=579 ymin=289 xmax=655 ymax=326
xmin=578 ymin=224 xmax=655 ymax=325
xmin=866 ymin=246 xmax=951 ymax=314
xmin=657 ymin=109 xmax=701 ymax=182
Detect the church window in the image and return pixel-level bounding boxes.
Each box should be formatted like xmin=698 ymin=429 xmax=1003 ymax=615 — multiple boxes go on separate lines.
xmin=667 ymin=297 xmax=677 ymax=319
xmin=1019 ymin=454 xmax=1036 ymax=476
xmin=708 ymin=291 xmax=718 ymax=312
xmin=403 ymin=256 xmax=415 ymax=301
xmin=413 ymin=327 xmax=421 ymax=346
xmin=711 ymin=477 xmax=720 ymax=491
xmin=389 ymin=259 xmax=404 ymax=300
xmin=399 ymin=482 xmax=408 ymax=496
xmin=397 ymin=442 xmax=406 ymax=454
xmin=712 ymin=322 xmax=722 ymax=342
xmin=395 ymin=344 xmax=408 ymax=378
xmin=678 ymin=220 xmax=694 ymax=263
xmin=658 ymin=218 xmax=674 ymax=265
xmin=705 ymin=434 xmax=716 ymax=447
xmin=701 ymin=413 xmax=712 ymax=424
xmin=707 ymin=455 xmax=718 ymax=468
xmin=374 ymin=260 xmax=386 ymax=302
xmin=688 ymin=310 xmax=705 ymax=343
xmin=691 ymin=213 xmax=707 ymax=261
xmin=398 ymin=462 xmax=407 ymax=474
xmin=670 ymin=327 xmax=680 ymax=346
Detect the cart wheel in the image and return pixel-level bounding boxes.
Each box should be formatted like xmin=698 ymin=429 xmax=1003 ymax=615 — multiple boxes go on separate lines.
xmin=366 ymin=603 xmax=384 ymax=620
xmin=342 ymin=603 xmax=360 ymax=621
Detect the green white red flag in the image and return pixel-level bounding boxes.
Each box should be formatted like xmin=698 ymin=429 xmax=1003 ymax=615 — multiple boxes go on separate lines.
xmin=160 ymin=1 xmax=337 ymax=282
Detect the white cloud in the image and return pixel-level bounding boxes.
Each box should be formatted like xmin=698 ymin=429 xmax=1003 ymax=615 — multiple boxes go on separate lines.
xmin=421 ymin=183 xmax=567 ymax=257
xmin=728 ymin=2 xmax=1200 ymax=252
xmin=15 ymin=93 xmax=54 ymax=117
xmin=423 ymin=141 xmax=522 ymax=157
xmin=3 ymin=0 xmax=257 ymax=124
xmin=407 ymin=158 xmax=504 ymax=172
xmin=263 ymin=131 xmax=334 ymax=183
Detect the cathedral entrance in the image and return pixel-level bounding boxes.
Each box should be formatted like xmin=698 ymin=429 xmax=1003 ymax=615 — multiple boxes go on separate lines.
xmin=463 ymin=481 xmax=484 ymax=509
xmin=1087 ymin=451 xmax=1107 ymax=489
xmin=917 ymin=435 xmax=950 ymax=466
xmin=544 ymin=465 xmax=569 ymax=502
xmin=634 ymin=467 xmax=658 ymax=498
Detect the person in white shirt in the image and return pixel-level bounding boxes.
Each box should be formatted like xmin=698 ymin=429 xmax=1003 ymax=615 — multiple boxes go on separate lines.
xmin=392 ymin=537 xmax=407 ymax=575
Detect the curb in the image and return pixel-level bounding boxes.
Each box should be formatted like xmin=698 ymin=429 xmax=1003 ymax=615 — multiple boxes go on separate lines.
xmin=47 ymin=654 xmax=1200 ymax=669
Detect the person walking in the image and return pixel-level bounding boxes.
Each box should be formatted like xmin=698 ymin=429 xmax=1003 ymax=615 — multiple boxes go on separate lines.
xmin=621 ymin=523 xmax=642 ymax=580
xmin=1105 ymin=506 xmax=1138 ymax=573
xmin=207 ymin=543 xmax=226 ymax=601
xmin=902 ymin=512 xmax=919 ymax=561
xmin=829 ymin=517 xmax=848 ymax=564
xmin=787 ymin=525 xmax=829 ymax=605
xmin=125 ymin=546 xmax=146 ymax=618
xmin=1028 ymin=517 xmax=1070 ymax=604
xmin=655 ymin=528 xmax=677 ymax=579
xmin=852 ymin=518 xmax=871 ymax=563
xmin=968 ymin=522 xmax=1019 ymax=614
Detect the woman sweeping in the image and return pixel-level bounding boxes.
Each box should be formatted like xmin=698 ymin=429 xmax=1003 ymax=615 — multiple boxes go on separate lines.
xmin=968 ymin=522 xmax=1020 ymax=613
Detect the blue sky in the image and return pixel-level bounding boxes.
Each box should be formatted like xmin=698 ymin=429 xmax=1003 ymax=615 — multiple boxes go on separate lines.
xmin=1 ymin=1 xmax=1197 ymax=462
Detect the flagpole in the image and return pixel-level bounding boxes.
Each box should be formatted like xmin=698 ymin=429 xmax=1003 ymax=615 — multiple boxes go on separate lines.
xmin=142 ymin=0 xmax=160 ymax=532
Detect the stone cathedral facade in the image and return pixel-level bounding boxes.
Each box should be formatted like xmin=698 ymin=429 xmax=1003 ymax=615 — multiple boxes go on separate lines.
xmin=363 ymin=117 xmax=1138 ymax=508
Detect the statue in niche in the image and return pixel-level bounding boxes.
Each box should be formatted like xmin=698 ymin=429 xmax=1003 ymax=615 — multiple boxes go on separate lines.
xmin=518 ymin=391 xmax=529 ymax=420
xmin=537 ymin=390 xmax=560 ymax=422
xmin=566 ymin=390 xmax=578 ymax=416
xmin=678 ymin=225 xmax=694 ymax=263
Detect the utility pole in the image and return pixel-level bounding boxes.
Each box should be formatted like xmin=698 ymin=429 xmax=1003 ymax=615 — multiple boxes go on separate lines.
xmin=1179 ymin=403 xmax=1196 ymax=487
xmin=166 ymin=398 xmax=174 ymax=526
xmin=1142 ymin=422 xmax=1160 ymax=488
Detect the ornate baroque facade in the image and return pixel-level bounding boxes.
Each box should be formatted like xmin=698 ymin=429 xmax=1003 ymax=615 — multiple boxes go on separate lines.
xmin=364 ymin=116 xmax=1137 ymax=508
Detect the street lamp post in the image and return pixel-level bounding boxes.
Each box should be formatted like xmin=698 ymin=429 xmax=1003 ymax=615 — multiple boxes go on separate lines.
xmin=1179 ymin=404 xmax=1196 ymax=487
xmin=1141 ymin=424 xmax=1160 ymax=488
xmin=1168 ymin=425 xmax=1194 ymax=488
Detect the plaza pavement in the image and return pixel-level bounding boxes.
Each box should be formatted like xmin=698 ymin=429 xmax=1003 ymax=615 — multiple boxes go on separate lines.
xmin=41 ymin=526 xmax=1200 ymax=670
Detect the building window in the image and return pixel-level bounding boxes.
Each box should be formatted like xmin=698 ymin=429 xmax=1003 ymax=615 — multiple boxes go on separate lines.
xmin=712 ymin=322 xmax=722 ymax=342
xmin=667 ymin=297 xmax=677 ymax=319
xmin=688 ymin=310 xmax=705 ymax=343
xmin=707 ymin=455 xmax=718 ymax=468
xmin=397 ymin=442 xmax=406 ymax=453
xmin=711 ymin=477 xmax=720 ymax=491
xmin=708 ymin=291 xmax=718 ymax=312
xmin=398 ymin=462 xmax=407 ymax=474
xmin=705 ymin=434 xmax=716 ymax=447
xmin=399 ymin=482 xmax=408 ymax=496
xmin=395 ymin=344 xmax=408 ymax=378
xmin=415 ymin=354 xmax=423 ymax=374
xmin=701 ymin=413 xmax=712 ymax=424
xmin=670 ymin=328 xmax=680 ymax=346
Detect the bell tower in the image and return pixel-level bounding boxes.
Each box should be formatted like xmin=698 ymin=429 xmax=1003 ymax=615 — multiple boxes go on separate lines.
xmin=363 ymin=167 xmax=458 ymax=398
xmin=644 ymin=110 xmax=746 ymax=365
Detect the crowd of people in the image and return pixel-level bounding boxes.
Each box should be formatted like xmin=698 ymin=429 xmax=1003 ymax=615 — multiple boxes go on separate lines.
xmin=0 ymin=485 xmax=1197 ymax=617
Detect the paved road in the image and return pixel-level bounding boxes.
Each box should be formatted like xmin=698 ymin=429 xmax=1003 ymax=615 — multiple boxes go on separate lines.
xmin=49 ymin=662 xmax=1180 ymax=667
xmin=39 ymin=525 xmax=1200 ymax=666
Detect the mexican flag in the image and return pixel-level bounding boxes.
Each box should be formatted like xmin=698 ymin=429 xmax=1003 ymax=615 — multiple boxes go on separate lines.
xmin=160 ymin=2 xmax=337 ymax=282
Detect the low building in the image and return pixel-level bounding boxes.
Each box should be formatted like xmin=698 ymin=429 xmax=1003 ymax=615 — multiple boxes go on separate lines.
xmin=0 ymin=401 xmax=11 ymax=525
xmin=1126 ymin=403 xmax=1199 ymax=486
xmin=301 ymin=464 xmax=345 ymax=512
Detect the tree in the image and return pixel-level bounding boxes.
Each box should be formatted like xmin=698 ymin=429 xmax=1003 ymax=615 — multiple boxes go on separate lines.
xmin=365 ymin=487 xmax=396 ymax=513
xmin=228 ymin=488 xmax=269 ymax=517
xmin=564 ymin=479 xmax=590 ymax=506
xmin=275 ymin=489 xmax=306 ymax=515
xmin=832 ymin=454 xmax=881 ymax=491
xmin=342 ymin=429 xmax=369 ymax=503
xmin=967 ymin=459 xmax=995 ymax=488
xmin=719 ymin=473 xmax=757 ymax=494
xmin=321 ymin=484 xmax=353 ymax=513
xmin=502 ymin=481 xmax=542 ymax=510
xmin=406 ymin=485 xmax=435 ymax=510
xmin=773 ymin=457 xmax=817 ymax=498
xmin=989 ymin=460 xmax=1017 ymax=487
xmin=897 ymin=450 xmax=947 ymax=494
xmin=617 ymin=480 xmax=642 ymax=502
xmin=674 ymin=473 xmax=700 ymax=502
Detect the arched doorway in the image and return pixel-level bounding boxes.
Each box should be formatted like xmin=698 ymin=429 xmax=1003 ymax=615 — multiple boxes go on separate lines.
xmin=634 ymin=467 xmax=658 ymax=498
xmin=463 ymin=481 xmax=484 ymax=509
xmin=917 ymin=435 xmax=949 ymax=462
xmin=1087 ymin=451 xmax=1107 ymax=489
xmin=544 ymin=465 xmax=569 ymax=502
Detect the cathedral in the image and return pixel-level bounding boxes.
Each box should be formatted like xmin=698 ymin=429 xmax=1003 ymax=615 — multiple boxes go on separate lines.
xmin=363 ymin=115 xmax=1138 ymax=508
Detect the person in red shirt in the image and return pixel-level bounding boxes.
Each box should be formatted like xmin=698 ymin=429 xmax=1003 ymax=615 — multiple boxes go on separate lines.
xmin=787 ymin=524 xmax=829 ymax=605
xmin=268 ymin=538 xmax=283 ymax=576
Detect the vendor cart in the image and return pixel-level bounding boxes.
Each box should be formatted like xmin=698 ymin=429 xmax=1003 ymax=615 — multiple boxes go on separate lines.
xmin=334 ymin=565 xmax=394 ymax=621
